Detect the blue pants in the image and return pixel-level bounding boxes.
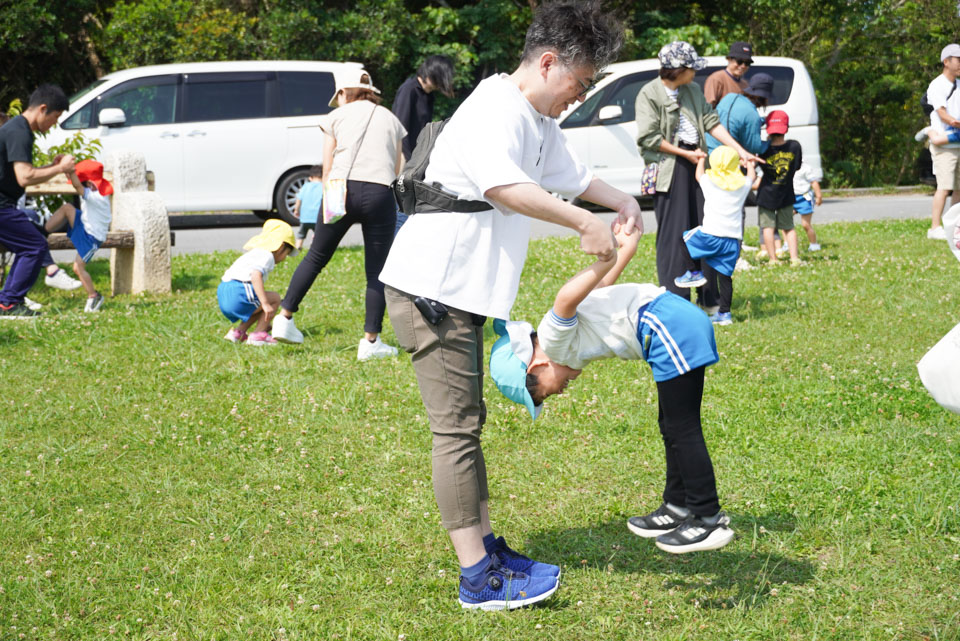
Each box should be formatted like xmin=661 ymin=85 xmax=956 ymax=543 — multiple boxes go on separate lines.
xmin=0 ymin=206 xmax=47 ymax=306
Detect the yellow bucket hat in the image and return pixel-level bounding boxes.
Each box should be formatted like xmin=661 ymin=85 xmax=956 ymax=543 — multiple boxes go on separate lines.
xmin=705 ymin=145 xmax=745 ymax=191
xmin=243 ymin=219 xmax=297 ymax=254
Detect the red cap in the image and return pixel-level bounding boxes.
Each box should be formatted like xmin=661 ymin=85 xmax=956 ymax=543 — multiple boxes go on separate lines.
xmin=766 ymin=110 xmax=789 ymax=135
xmin=74 ymin=159 xmax=114 ymax=196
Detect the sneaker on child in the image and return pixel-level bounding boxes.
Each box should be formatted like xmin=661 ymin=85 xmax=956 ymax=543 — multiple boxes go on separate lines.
xmin=248 ymin=331 xmax=278 ymax=346
xmin=84 ymin=292 xmax=104 ymax=313
xmin=928 ymin=226 xmax=947 ymax=240
xmin=790 ymin=257 xmax=803 ymax=267
xmin=654 ymin=512 xmax=734 ymax=554
xmin=271 ymin=314 xmax=303 ymax=344
xmin=45 ymin=268 xmax=82 ymax=290
xmin=23 ymin=297 xmax=42 ymax=311
xmin=674 ymin=270 xmax=707 ymax=288
xmin=0 ymin=302 xmax=42 ymax=319
xmin=458 ymin=559 xmax=559 ymax=611
xmin=734 ymin=257 xmax=753 ymax=272
xmin=807 ymin=243 xmax=821 ymax=251
xmin=488 ymin=537 xmax=560 ymax=578
xmin=627 ymin=503 xmax=689 ymax=538
xmin=709 ymin=311 xmax=733 ymax=326
xmin=357 ymin=336 xmax=398 ymax=361
xmin=224 ymin=328 xmax=248 ymax=343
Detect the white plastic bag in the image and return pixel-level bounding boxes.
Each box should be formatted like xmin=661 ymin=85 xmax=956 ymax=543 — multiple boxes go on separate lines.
xmin=918 ymin=321 xmax=960 ymax=414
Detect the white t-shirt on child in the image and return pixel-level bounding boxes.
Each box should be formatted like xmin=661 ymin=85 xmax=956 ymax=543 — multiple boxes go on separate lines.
xmin=697 ymin=176 xmax=751 ymax=240
xmin=793 ymin=163 xmax=822 ymax=196
xmin=81 ymin=188 xmax=112 ymax=242
xmin=536 ymin=283 xmax=666 ymax=370
xmin=221 ymin=248 xmax=276 ymax=283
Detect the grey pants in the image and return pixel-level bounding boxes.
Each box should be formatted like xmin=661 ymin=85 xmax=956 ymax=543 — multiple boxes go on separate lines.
xmin=385 ymin=286 xmax=488 ymax=530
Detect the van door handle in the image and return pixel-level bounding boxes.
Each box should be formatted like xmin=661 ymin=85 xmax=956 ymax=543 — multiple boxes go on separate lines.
xmin=187 ymin=130 xmax=206 ymax=137
xmin=159 ymin=132 xmax=179 ymax=138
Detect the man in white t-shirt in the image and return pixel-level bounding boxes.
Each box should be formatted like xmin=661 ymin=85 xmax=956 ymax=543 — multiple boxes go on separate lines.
xmin=925 ymin=44 xmax=960 ymax=240
xmin=380 ymin=1 xmax=640 ymax=611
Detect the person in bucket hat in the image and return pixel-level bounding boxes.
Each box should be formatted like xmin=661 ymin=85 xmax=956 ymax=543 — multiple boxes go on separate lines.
xmin=704 ymin=41 xmax=756 ymax=107
xmin=491 ymin=222 xmax=733 ymax=554
xmin=42 ymin=159 xmax=116 ymax=312
xmin=217 ymin=219 xmax=296 ymax=346
xmin=675 ymin=146 xmax=756 ymax=325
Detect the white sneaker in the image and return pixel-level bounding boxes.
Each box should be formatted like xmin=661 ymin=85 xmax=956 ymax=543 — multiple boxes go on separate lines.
xmin=357 ymin=337 xmax=398 ymax=361
xmin=271 ymin=314 xmax=303 ymax=344
xmin=928 ymin=226 xmax=947 ymax=240
xmin=808 ymin=242 xmax=821 ymax=251
xmin=740 ymin=242 xmax=758 ymax=252
xmin=915 ymin=127 xmax=930 ymax=142
xmin=23 ymin=297 xmax=42 ymax=311
xmin=45 ymin=269 xmax=81 ymax=290
xmin=84 ymin=292 xmax=104 ymax=313
xmin=734 ymin=256 xmax=753 ymax=272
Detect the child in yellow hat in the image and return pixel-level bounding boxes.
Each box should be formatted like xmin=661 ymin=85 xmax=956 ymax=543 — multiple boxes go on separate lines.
xmin=217 ymin=220 xmax=296 ymax=345
xmin=674 ymin=146 xmax=756 ymax=325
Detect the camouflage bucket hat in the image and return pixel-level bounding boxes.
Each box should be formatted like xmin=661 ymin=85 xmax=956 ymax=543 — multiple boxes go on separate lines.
xmin=657 ymin=41 xmax=707 ymax=70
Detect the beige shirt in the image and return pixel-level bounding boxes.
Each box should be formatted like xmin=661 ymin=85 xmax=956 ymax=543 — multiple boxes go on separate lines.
xmin=321 ymin=101 xmax=407 ymax=186
xmin=704 ymin=69 xmax=748 ymax=107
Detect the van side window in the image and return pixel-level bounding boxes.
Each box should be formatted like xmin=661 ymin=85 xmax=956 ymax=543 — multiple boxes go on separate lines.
xmin=693 ymin=66 xmax=795 ymax=106
xmin=276 ymin=72 xmax=335 ymax=117
xmin=97 ymin=76 xmax=178 ymax=126
xmin=559 ymin=71 xmax=657 ymax=129
xmin=183 ymin=73 xmax=269 ymax=122
xmin=62 ymin=102 xmax=94 ymax=130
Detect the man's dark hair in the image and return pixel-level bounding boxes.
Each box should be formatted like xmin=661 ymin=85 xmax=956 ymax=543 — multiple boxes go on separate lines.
xmin=309 ymin=164 xmax=323 ymax=178
xmin=28 ymin=84 xmax=69 ymax=112
xmin=524 ymin=331 xmax=544 ymax=405
xmin=417 ymin=55 xmax=455 ymax=96
xmin=659 ymin=67 xmax=687 ymax=81
xmin=521 ymin=1 xmax=624 ymax=70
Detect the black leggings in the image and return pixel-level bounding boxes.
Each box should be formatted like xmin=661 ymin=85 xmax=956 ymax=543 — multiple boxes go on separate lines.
xmin=281 ymin=180 xmax=396 ymax=334
xmin=717 ymin=272 xmax=733 ymax=314
xmin=655 ymin=366 xmax=720 ymax=516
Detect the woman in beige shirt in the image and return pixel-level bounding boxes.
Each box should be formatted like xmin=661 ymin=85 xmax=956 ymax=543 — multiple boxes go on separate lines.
xmin=273 ymin=70 xmax=406 ymax=359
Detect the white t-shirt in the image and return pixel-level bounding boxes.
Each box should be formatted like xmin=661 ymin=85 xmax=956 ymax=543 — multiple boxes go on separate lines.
xmin=697 ymin=176 xmax=751 ymax=239
xmin=221 ymin=248 xmax=276 ymax=283
xmin=927 ymin=74 xmax=960 ymax=147
xmin=536 ymin=283 xmax=666 ymax=370
xmin=379 ymin=74 xmax=593 ymax=319
xmin=80 ymin=188 xmax=112 ymax=242
xmin=322 ymin=102 xmax=407 ymax=186
xmin=793 ymin=163 xmax=822 ymax=196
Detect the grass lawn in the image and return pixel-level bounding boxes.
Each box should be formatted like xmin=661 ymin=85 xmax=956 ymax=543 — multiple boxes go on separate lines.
xmin=1 ymin=218 xmax=958 ymax=641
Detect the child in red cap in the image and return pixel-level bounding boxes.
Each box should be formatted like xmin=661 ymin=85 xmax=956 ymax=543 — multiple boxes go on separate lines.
xmin=43 ymin=159 xmax=114 ymax=312
xmin=753 ymin=110 xmax=803 ymax=265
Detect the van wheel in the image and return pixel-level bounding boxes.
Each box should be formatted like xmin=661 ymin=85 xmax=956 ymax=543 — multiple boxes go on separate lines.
xmin=274 ymin=169 xmax=312 ymax=225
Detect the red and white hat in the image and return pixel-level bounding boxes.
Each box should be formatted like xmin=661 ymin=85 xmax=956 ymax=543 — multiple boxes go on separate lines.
xmin=765 ymin=110 xmax=789 ymax=135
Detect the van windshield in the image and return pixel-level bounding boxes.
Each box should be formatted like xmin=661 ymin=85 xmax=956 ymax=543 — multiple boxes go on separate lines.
xmin=69 ymin=79 xmax=109 ymax=104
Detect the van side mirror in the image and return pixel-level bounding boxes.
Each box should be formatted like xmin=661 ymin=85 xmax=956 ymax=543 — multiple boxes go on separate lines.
xmin=99 ymin=108 xmax=127 ymax=127
xmin=598 ymin=105 xmax=623 ymax=122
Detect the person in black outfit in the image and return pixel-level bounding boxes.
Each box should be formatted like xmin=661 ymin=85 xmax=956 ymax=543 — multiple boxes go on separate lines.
xmin=390 ymin=55 xmax=454 ymax=234
xmin=0 ymin=84 xmax=74 ymax=318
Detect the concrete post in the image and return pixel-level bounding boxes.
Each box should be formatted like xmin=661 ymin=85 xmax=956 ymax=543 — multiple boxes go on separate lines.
xmin=103 ymin=151 xmax=171 ymax=295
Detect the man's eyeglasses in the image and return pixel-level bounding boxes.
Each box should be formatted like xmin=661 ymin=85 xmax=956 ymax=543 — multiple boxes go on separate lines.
xmin=734 ymin=58 xmax=752 ymax=67
xmin=575 ymin=75 xmax=597 ymax=97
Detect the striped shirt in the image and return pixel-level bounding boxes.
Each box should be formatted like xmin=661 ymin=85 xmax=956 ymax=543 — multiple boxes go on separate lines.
xmin=665 ymin=86 xmax=699 ymax=145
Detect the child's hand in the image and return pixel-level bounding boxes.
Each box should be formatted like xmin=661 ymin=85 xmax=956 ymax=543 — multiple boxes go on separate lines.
xmin=261 ymin=300 xmax=276 ymax=315
xmin=614 ymin=221 xmax=641 ymax=255
xmin=685 ymin=148 xmax=707 ymax=164
xmin=815 ymin=194 xmax=823 ymax=206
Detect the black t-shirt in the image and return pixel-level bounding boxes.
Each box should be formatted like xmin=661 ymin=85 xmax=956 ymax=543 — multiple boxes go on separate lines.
xmin=391 ymin=76 xmax=434 ymax=161
xmin=0 ymin=115 xmax=34 ymax=209
xmin=757 ymin=139 xmax=802 ymax=210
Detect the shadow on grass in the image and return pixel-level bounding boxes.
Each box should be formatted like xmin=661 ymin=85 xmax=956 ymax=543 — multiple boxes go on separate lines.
xmin=172 ymin=272 xmax=218 ymax=292
xmin=526 ymin=513 xmax=814 ymax=610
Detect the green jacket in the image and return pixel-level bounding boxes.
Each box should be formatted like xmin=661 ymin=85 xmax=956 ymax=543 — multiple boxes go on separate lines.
xmin=634 ymin=79 xmax=720 ymax=192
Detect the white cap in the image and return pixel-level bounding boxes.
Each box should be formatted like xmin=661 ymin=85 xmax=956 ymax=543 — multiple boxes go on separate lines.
xmin=329 ymin=68 xmax=380 ymax=108
xmin=942 ymin=44 xmax=960 ymax=62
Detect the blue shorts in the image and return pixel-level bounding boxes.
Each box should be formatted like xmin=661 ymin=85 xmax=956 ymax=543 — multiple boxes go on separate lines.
xmin=637 ymin=292 xmax=719 ymax=382
xmin=67 ymin=209 xmax=101 ymax=263
xmin=217 ymin=280 xmax=261 ymax=323
xmin=793 ymin=193 xmax=814 ymax=215
xmin=682 ymin=227 xmax=740 ymax=277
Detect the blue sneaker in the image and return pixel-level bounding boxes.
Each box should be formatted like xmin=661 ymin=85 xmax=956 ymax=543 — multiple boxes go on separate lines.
xmin=458 ymin=559 xmax=559 ymax=611
xmin=674 ymin=270 xmax=707 ymax=288
xmin=709 ymin=311 xmax=733 ymax=326
xmin=489 ymin=536 xmax=561 ymax=578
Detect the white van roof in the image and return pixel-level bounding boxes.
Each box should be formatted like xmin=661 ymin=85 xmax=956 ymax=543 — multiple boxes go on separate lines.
xmin=601 ymin=55 xmax=809 ymax=75
xmin=98 ymin=60 xmax=364 ymax=84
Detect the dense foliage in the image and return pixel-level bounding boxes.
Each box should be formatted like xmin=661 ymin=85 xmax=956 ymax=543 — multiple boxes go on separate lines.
xmin=3 ymin=0 xmax=959 ymax=186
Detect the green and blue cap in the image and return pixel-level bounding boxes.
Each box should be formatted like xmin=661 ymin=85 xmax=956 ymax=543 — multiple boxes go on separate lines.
xmin=489 ymin=318 xmax=542 ymax=420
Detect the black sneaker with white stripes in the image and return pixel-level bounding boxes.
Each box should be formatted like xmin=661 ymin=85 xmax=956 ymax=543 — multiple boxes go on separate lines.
xmin=654 ymin=512 xmax=734 ymax=553
xmin=627 ymin=503 xmax=689 ymax=538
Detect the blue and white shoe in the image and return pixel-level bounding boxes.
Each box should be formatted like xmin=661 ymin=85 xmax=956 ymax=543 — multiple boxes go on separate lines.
xmin=674 ymin=270 xmax=707 ymax=288
xmin=709 ymin=311 xmax=733 ymax=326
xmin=489 ymin=537 xmax=560 ymax=578
xmin=459 ymin=559 xmax=559 ymax=611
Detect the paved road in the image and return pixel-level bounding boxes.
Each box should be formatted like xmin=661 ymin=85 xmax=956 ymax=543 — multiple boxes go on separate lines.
xmin=50 ymin=193 xmax=938 ymax=262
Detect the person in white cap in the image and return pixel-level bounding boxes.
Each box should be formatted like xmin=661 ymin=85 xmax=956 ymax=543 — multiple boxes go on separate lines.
xmin=272 ymin=69 xmax=407 ymax=361
xmin=918 ymin=44 xmax=960 ymax=240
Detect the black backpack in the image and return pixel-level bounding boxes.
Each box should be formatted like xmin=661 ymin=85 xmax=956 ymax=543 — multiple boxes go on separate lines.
xmin=392 ymin=118 xmax=490 ymax=215
xmin=921 ymin=82 xmax=957 ymax=116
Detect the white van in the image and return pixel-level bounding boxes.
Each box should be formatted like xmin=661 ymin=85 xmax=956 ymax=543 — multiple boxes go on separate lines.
xmin=42 ymin=60 xmax=365 ymax=221
xmin=558 ymin=56 xmax=821 ymax=197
